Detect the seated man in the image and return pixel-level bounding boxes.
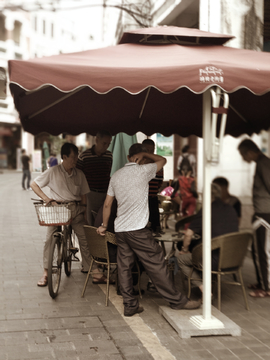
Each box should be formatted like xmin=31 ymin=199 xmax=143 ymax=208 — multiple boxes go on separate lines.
xmin=177 ymin=183 xmax=239 ymax=296
xmin=212 ymin=177 xmax=241 ymax=223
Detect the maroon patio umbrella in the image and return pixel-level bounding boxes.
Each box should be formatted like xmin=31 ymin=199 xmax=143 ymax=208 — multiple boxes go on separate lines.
xmin=8 ymin=26 xmax=270 ymax=137
xmin=8 ymin=26 xmax=270 ymax=331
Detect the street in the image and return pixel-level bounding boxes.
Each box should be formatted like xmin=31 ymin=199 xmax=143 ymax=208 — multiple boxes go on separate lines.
xmin=0 ymin=171 xmax=270 ymax=360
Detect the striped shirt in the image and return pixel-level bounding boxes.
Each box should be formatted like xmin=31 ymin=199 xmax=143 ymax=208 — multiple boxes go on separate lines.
xmin=149 ymin=168 xmax=163 ymax=197
xmin=76 ymin=145 xmax=112 ymax=191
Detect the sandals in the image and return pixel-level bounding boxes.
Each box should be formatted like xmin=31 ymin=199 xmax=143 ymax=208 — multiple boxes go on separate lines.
xmin=249 ymin=289 xmax=270 ymax=298
xmin=247 ymin=283 xmax=261 ymax=290
xmin=37 ymin=275 xmax=48 ymax=287
xmin=92 ymin=275 xmax=115 ymax=285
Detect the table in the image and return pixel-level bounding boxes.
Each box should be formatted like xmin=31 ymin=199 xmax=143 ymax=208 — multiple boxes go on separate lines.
xmin=159 ymin=209 xmax=176 ymax=229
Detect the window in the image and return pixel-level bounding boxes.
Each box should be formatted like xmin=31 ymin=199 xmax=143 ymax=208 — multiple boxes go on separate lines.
xmin=33 ymin=16 xmax=37 ymax=31
xmin=0 ymin=16 xmax=6 ymax=41
xmin=13 ymin=21 xmax=22 ymax=45
xmin=15 ymin=53 xmax=22 ymax=59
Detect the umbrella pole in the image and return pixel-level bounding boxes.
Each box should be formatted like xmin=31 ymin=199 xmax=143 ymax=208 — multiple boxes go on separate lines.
xmin=190 ymin=88 xmax=224 ymax=329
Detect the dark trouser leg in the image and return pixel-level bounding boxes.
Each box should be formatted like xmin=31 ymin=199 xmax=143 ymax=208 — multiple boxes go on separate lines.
xmin=253 ymin=214 xmax=270 ymax=291
xmin=117 ymin=228 xmax=188 ymax=310
xmin=26 ymin=170 xmax=31 ymax=189
xmin=116 ymin=233 xmax=138 ymax=312
xmin=148 ymin=196 xmax=160 ymax=232
xmin=86 ymin=191 xmax=106 ymax=226
xmin=22 ymin=170 xmax=27 ymax=189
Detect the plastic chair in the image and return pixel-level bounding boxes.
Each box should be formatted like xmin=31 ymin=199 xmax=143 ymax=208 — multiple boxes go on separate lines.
xmin=81 ymin=225 xmax=142 ymax=305
xmin=81 ymin=225 xmax=118 ymax=306
xmin=187 ymin=231 xmax=253 ymax=311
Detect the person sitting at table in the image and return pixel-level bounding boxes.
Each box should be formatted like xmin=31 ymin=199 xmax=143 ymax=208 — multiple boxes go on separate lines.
xmin=212 ymin=176 xmax=242 ymax=224
xmin=171 ymin=160 xmax=198 ymax=229
xmin=177 ymin=183 xmax=238 ymax=297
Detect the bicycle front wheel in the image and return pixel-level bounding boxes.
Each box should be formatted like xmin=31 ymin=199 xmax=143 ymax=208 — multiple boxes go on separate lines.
xmin=64 ymin=226 xmax=72 ymax=277
xmin=48 ymin=235 xmax=63 ymax=299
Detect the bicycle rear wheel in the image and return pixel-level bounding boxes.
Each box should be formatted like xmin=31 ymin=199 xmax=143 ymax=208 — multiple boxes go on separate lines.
xmin=64 ymin=226 xmax=72 ymax=276
xmin=48 ymin=235 xmax=63 ymax=299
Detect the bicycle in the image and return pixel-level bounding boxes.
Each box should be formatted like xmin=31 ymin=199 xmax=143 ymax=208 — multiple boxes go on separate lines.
xmin=33 ymin=199 xmax=80 ymax=298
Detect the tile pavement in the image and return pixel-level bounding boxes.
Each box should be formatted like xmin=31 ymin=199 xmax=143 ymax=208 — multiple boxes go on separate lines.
xmin=0 ymin=170 xmax=270 ymax=360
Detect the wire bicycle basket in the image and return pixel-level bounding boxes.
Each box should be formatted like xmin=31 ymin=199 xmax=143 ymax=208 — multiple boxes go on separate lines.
xmin=34 ymin=203 xmax=72 ymax=226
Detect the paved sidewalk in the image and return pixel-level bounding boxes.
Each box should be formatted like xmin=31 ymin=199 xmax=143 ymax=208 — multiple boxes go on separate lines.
xmin=1 ymin=170 xmax=270 ymax=360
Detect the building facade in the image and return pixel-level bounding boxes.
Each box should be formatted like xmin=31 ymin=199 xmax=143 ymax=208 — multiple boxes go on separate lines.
xmin=0 ymin=5 xmax=96 ymax=169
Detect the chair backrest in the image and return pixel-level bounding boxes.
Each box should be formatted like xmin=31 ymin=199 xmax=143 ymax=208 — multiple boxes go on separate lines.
xmin=192 ymin=231 xmax=253 ymax=271
xmin=216 ymin=231 xmax=253 ymax=270
xmin=175 ymin=214 xmax=197 ymax=232
xmin=84 ymin=225 xmax=115 ymax=261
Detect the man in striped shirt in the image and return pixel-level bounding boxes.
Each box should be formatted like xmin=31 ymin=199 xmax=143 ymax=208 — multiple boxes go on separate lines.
xmin=76 ymin=131 xmax=112 ymax=226
xmin=142 ymin=139 xmax=164 ymax=237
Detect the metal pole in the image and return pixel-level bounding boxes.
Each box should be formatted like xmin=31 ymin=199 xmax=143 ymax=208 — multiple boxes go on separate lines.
xmin=190 ymin=88 xmax=224 ymax=329
xmin=202 ymin=88 xmax=212 ymax=320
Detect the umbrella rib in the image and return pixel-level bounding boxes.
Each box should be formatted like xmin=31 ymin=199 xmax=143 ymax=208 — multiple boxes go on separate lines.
xmin=229 ymin=103 xmax=248 ymax=123
xmin=139 ymin=87 xmax=151 ymax=119
xmin=28 ymin=87 xmax=84 ymax=120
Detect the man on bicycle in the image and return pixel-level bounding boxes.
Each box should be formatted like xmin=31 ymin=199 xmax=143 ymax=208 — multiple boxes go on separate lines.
xmin=31 ymin=143 xmax=91 ymax=287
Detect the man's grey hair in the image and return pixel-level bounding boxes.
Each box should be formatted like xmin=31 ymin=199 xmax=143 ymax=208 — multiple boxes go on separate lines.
xmin=128 ymin=143 xmax=148 ymax=157
xmin=96 ymin=130 xmax=112 ymax=139
xmin=211 ymin=183 xmax=222 ymax=200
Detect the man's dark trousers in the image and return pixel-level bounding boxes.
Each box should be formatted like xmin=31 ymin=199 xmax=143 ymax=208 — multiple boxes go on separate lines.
xmin=252 ymin=213 xmax=270 ymax=291
xmin=116 ymin=227 xmax=187 ymax=314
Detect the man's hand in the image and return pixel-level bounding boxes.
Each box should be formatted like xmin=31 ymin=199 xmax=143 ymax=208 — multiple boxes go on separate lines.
xmin=178 ymin=250 xmax=191 ymax=255
xmin=97 ymin=226 xmax=106 ymax=236
xmin=129 ymin=152 xmax=146 ymax=164
xmin=45 ymin=199 xmax=56 ymax=206
xmin=129 ymin=152 xmax=166 ymax=171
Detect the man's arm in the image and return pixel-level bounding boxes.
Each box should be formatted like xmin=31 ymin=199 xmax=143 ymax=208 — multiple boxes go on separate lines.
xmin=30 ymin=181 xmax=52 ymax=205
xmin=259 ymin=162 xmax=270 ymax=194
xmin=80 ymin=194 xmax=87 ymax=206
xmin=80 ymin=194 xmax=88 ymax=222
xmin=96 ymin=194 xmax=115 ymax=236
xmin=130 ymin=152 xmax=166 ymax=172
xmin=179 ymin=228 xmax=194 ymax=254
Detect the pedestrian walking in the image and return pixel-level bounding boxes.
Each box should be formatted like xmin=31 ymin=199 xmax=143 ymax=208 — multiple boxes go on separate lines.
xmin=238 ymin=138 xmax=270 ymax=298
xmin=20 ymin=149 xmax=31 ymax=190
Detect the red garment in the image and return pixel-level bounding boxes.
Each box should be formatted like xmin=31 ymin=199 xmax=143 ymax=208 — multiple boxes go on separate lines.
xmin=178 ymin=176 xmax=195 ymax=200
xmin=178 ymin=176 xmax=197 ymax=229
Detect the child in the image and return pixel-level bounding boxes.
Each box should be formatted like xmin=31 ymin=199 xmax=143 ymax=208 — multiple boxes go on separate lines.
xmin=172 ymin=161 xmax=197 ymax=226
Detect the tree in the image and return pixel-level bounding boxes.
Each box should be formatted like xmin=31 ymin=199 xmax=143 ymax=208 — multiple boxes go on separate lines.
xmin=0 ymin=0 xmax=153 ymax=28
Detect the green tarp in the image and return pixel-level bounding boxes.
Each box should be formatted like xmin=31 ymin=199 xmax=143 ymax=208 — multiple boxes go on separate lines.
xmin=108 ymin=133 xmax=137 ymax=176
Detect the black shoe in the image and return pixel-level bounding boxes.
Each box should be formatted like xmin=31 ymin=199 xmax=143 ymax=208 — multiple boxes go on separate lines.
xmin=124 ymin=306 xmax=144 ymax=317
xmin=147 ymin=282 xmax=157 ymax=292
xmin=181 ymin=299 xmax=201 ymax=310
